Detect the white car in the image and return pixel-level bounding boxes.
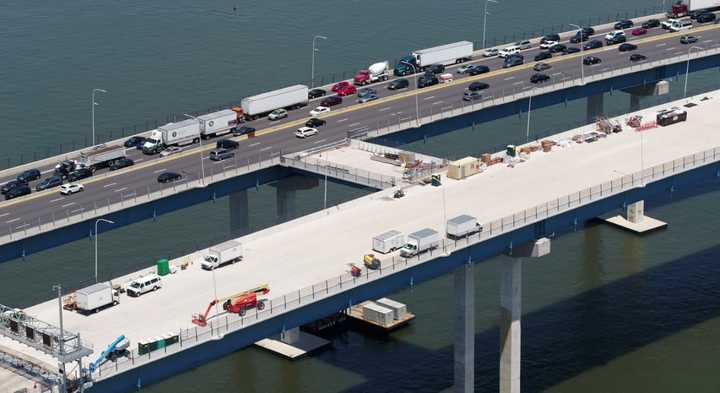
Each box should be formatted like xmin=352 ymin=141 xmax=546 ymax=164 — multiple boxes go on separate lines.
xmin=540 ymin=40 xmax=559 ymax=49
xmin=268 ymin=108 xmax=288 ymax=121
xmin=604 ymin=30 xmax=625 ymax=41
xmin=457 ymin=64 xmax=474 ymax=73
xmin=309 ymin=106 xmax=330 ymax=116
xmin=295 ymin=127 xmax=318 ymax=138
xmin=498 ymin=46 xmax=520 ymax=58
xmin=661 ymin=18 xmax=680 ymax=30
xmin=483 ymin=48 xmax=499 ymax=57
xmin=160 ymin=146 xmax=182 ymax=157
xmin=60 ymin=183 xmax=84 ymax=195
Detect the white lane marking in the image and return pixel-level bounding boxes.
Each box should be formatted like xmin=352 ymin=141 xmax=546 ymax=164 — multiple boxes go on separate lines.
xmin=15 ymin=224 xmax=29 ymax=230
xmin=656 ymin=42 xmax=667 ymax=47
xmin=562 ymin=76 xmax=571 ymax=80
xmin=423 ymin=95 xmax=436 ymax=100
xmin=6 ymin=218 xmax=20 ymax=223
xmin=50 ymin=197 xmax=64 ymax=203
xmin=347 ymin=122 xmax=362 ymax=127
xmin=0 ymin=213 xmax=9 ymax=218
xmin=349 ymin=127 xmax=369 ymax=133
xmin=432 ymin=100 xmax=444 ymax=105
xmin=41 ymin=169 xmax=54 ymax=175
xmin=114 ymin=187 xmax=128 ymax=193
xmin=336 ymin=118 xmax=349 ymax=123
xmin=123 ymin=192 xmax=136 ymax=199
xmin=522 ymin=86 xmax=532 ymax=90
xmin=674 ymin=51 xmax=685 ymax=56
xmin=70 ymin=208 xmax=84 ymax=214
xmin=223 ymin=165 xmax=235 ymax=170
xmin=441 ymin=106 xmax=453 ymax=111
xmin=103 ymin=182 xmax=117 ymax=188
xmin=134 ymin=158 xmax=144 ymax=163
xmin=551 ymin=72 xmax=562 ymax=76
xmin=259 ymin=146 xmax=272 ymax=152
xmin=702 ymin=39 xmax=713 ymax=43
xmin=665 ymin=47 xmax=676 ymax=51
xmin=601 ymin=67 xmax=610 ymax=71
xmin=61 ymin=202 xmax=75 ymax=208
xmin=249 ymin=142 xmax=261 ymax=147
xmin=378 ymin=107 xmax=392 ymax=112
xmin=483 ymin=95 xmax=494 ymax=100
xmin=504 ymin=76 xmax=515 ymax=81
xmin=153 ymin=168 xmax=166 ymax=174
xmin=313 ymin=138 xmax=328 ymax=144
xmin=512 ymin=81 xmax=524 ymax=85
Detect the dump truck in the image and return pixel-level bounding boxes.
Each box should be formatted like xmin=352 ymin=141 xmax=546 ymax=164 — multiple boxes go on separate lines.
xmin=353 ymin=61 xmax=391 ymax=85
xmin=446 ymin=214 xmax=482 ymax=239
xmin=372 ymin=230 xmax=405 ymax=254
xmin=142 ymin=119 xmax=201 ymax=153
xmin=201 ymin=240 xmax=243 ymax=270
xmin=239 ymin=85 xmax=309 ymax=121
xmin=78 ymin=146 xmax=126 ymax=170
xmin=400 ymin=228 xmax=441 ymax=258
xmin=197 ymin=109 xmax=239 ymax=139
xmin=75 ymin=282 xmax=119 ymax=314
xmin=394 ymin=41 xmax=474 ymax=76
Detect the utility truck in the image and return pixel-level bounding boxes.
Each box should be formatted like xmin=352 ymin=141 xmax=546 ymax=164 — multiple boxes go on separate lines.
xmin=400 ymin=228 xmax=441 ymax=258
xmin=446 ymin=215 xmax=482 ymax=239
xmin=201 ymin=240 xmax=243 ymax=270
xmin=74 ymin=282 xmax=119 ymax=314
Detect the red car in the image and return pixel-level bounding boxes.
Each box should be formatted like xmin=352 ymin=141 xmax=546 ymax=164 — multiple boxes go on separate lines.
xmin=631 ymin=27 xmax=647 ymax=36
xmin=335 ymin=84 xmax=357 ymax=96
xmin=331 ymin=81 xmax=351 ymax=92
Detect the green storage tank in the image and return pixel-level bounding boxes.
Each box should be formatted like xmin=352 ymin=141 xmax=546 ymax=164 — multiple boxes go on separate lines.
xmin=156 ymin=259 xmax=171 ymax=276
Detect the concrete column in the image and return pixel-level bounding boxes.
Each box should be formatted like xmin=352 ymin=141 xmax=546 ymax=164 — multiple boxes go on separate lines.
xmin=629 ymin=94 xmax=641 ymax=112
xmin=500 ymin=259 xmax=522 ymax=393
xmin=586 ymin=94 xmax=604 ymax=124
xmin=625 ymin=200 xmax=644 ymax=224
xmin=229 ymin=190 xmax=249 ymax=237
xmin=276 ymin=186 xmax=297 ymax=224
xmin=454 ymin=263 xmax=474 ymax=393
xmin=281 ymin=327 xmax=300 ymax=344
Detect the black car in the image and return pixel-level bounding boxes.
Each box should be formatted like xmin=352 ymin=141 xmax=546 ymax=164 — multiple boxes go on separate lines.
xmin=541 ymin=33 xmax=560 ymax=43
xmin=306 ymin=118 xmax=326 ymax=127
xmin=109 ymin=158 xmax=134 ymax=171
xmin=4 ymin=185 xmax=31 ymax=200
xmin=503 ymin=56 xmax=524 ymax=68
xmin=680 ymin=35 xmax=699 ymax=44
xmin=614 ymin=19 xmax=634 ymax=29
xmin=630 ymin=54 xmax=647 ymax=62
xmin=124 ymin=136 xmax=147 ymax=149
xmin=562 ymin=47 xmax=581 ymax=55
xmin=467 ymin=65 xmax=490 ymax=75
xmin=696 ymin=12 xmax=717 ymax=23
xmin=388 ymin=78 xmax=409 ymax=90
xmin=67 ymin=167 xmax=93 ymax=182
xmin=35 ymin=175 xmax=62 ymax=191
xmin=467 ymin=81 xmax=490 ymax=91
xmin=549 ymin=44 xmax=567 ymax=53
xmin=462 ymin=91 xmax=482 ymax=101
xmin=583 ymin=56 xmax=602 ymax=65
xmin=417 ymin=74 xmax=439 ymax=88
xmin=619 ymin=43 xmax=637 ymax=52
xmin=17 ymin=168 xmax=41 ymax=183
xmin=1 ymin=180 xmax=27 ymax=195
xmin=54 ymin=160 xmax=77 ymax=178
xmin=642 ymin=19 xmax=660 ymax=29
xmin=157 ymin=172 xmax=182 ymax=183
xmin=570 ymin=28 xmax=593 ymax=43
xmin=233 ymin=126 xmax=256 ymax=136
xmin=308 ymin=88 xmax=326 ymax=99
xmin=534 ymin=51 xmax=552 ymax=61
xmin=584 ymin=40 xmax=603 ymax=50
xmin=216 ymin=139 xmax=239 ymax=150
xmin=426 ymin=64 xmax=445 ymax=74
xmin=533 ymin=62 xmax=552 ymax=71
xmin=606 ymin=34 xmax=626 ymax=45
xmin=530 ymin=73 xmax=550 ymax=83
xmin=320 ymin=96 xmax=342 ymax=107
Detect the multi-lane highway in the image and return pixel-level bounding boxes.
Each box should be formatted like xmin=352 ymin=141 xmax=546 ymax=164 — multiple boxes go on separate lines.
xmin=2 ymin=19 xmax=720 ymax=237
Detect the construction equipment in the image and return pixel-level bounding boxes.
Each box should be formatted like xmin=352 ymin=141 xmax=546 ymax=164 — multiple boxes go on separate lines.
xmin=626 ymin=115 xmax=642 ymax=128
xmin=363 ymin=254 xmax=381 ymax=270
xmin=192 ymin=284 xmax=270 ymax=327
xmin=349 ymin=263 xmax=362 ymax=277
xmin=596 ymin=116 xmax=622 ymax=134
xmin=88 ymin=335 xmax=130 ymax=373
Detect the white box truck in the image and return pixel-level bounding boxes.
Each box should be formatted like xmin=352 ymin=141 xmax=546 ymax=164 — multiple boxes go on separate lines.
xmin=240 ymin=85 xmax=309 ymax=120
xmin=400 ymin=228 xmax=441 ymax=258
xmin=201 ymin=240 xmax=243 ymax=270
xmin=372 ymin=230 xmax=405 ymax=254
xmin=446 ymin=214 xmax=482 ymax=239
xmin=142 ymin=119 xmax=200 ymax=153
xmin=198 ymin=109 xmax=238 ymax=139
xmin=75 ymin=282 xmax=119 ymax=314
xmin=79 ymin=146 xmax=126 ymax=170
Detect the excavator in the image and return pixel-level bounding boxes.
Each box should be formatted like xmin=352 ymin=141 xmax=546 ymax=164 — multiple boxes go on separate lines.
xmin=192 ymin=284 xmax=270 ymax=327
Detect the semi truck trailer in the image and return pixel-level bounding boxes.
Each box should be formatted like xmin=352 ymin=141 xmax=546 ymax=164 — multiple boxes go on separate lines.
xmin=668 ymin=0 xmax=720 ymax=17
xmin=400 ymin=228 xmax=441 ymax=258
xmin=201 ymin=240 xmax=243 ymax=270
xmin=78 ymin=146 xmax=126 ymax=170
xmin=239 ymin=85 xmax=309 ymax=121
xmin=198 ymin=109 xmax=239 ymax=139
xmin=142 ymin=119 xmax=201 ymax=154
xmin=395 ymin=41 xmax=474 ymax=76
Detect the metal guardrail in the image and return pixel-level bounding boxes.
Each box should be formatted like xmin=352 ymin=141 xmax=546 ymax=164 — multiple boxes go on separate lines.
xmin=92 ymin=144 xmax=720 ymax=381
xmin=281 ymin=155 xmax=399 ymax=190
xmin=0 ymin=349 xmax=59 ymax=391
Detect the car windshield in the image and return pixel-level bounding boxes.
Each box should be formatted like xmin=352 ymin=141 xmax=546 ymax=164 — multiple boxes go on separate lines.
xmin=130 ymin=282 xmax=141 ymax=288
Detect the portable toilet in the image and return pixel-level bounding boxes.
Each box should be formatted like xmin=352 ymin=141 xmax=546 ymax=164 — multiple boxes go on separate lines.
xmin=156 ymin=259 xmax=171 ymax=276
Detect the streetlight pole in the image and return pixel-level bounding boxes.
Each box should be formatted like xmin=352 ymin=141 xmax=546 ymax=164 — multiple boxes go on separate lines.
xmin=311 ymin=35 xmax=328 ymax=88
xmin=526 ymin=89 xmax=535 ymax=143
xmin=52 ymin=284 xmax=68 ymax=393
xmin=401 ymin=61 xmax=421 ymax=127
xmin=184 ymin=114 xmax=206 ymax=185
xmin=684 ymin=46 xmax=703 ymax=98
xmin=323 ymin=173 xmax=328 ymax=209
xmin=482 ymin=0 xmax=499 ymax=50
xmin=94 ymin=218 xmax=114 ymax=283
xmin=91 ymin=88 xmax=107 ymax=146
xmin=569 ymin=24 xmax=585 ymax=85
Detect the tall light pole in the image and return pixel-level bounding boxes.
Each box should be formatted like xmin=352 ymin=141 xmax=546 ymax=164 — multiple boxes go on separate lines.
xmin=91 ymin=88 xmax=108 ymax=146
xmin=482 ymin=0 xmax=499 ymax=49
xmin=526 ymin=88 xmax=536 ymax=143
xmin=94 ymin=218 xmax=114 ymax=283
xmin=684 ymin=46 xmax=703 ymax=98
xmin=52 ymin=284 xmax=68 ymax=393
xmin=311 ymin=35 xmax=328 ymax=88
xmin=569 ymin=24 xmax=585 ymax=85
xmin=323 ymin=173 xmax=328 ymax=209
xmin=184 ymin=114 xmax=206 ymax=185
xmin=401 ymin=60 xmax=421 ymax=127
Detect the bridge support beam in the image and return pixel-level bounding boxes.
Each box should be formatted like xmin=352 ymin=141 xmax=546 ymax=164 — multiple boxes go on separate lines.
xmin=604 ymin=200 xmax=667 ymax=233
xmin=229 ymin=190 xmax=249 ymax=237
xmin=623 ymin=81 xmax=670 ymax=112
xmin=274 ymin=176 xmax=320 ymax=224
xmin=453 ymin=262 xmax=474 ymax=393
xmin=586 ymin=94 xmax=604 ymax=124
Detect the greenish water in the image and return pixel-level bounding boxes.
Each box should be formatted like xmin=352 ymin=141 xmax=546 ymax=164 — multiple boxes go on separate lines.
xmin=2 ymin=0 xmax=720 ymax=392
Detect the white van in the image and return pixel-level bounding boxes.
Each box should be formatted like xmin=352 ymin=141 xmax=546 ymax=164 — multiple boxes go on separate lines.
xmin=670 ymin=19 xmax=692 ymax=32
xmin=126 ymin=274 xmax=162 ymax=297
xmin=499 ymin=46 xmax=520 ymax=58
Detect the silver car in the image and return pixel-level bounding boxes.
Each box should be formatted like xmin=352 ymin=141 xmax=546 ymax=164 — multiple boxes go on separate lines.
xmin=268 ymin=109 xmax=288 ymax=121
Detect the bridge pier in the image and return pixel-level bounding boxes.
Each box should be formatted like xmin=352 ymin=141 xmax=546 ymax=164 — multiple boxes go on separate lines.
xmin=453 ymin=262 xmax=474 ymax=393
xmin=623 ymin=81 xmax=670 ymax=112
xmin=229 ymin=190 xmax=249 ymax=237
xmin=274 ymin=176 xmax=320 ymax=224
xmin=586 ymin=94 xmax=604 ymax=124
xmin=604 ymin=200 xmax=667 ymax=233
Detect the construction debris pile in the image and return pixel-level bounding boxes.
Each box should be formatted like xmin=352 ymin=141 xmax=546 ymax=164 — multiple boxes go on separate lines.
xmin=370 ymin=151 xmax=440 ymax=180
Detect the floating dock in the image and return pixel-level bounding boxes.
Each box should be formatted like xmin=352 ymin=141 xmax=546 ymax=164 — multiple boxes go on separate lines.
xmin=347 ymin=299 xmax=415 ymax=332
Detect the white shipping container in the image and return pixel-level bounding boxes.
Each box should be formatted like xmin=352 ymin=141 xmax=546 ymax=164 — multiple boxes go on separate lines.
xmin=685 ymin=0 xmax=720 ymax=11
xmin=372 ymin=230 xmax=404 ymax=254
xmin=446 ymin=214 xmax=480 ymax=239
xmin=362 ymin=302 xmax=394 ymax=326
xmin=75 ymin=282 xmax=117 ymax=312
xmin=413 ymin=41 xmax=474 ymax=67
xmin=158 ymin=119 xmax=201 ymax=146
xmin=198 ymin=109 xmax=238 ymax=138
xmin=375 ymin=298 xmax=407 ymax=320
xmin=241 ymin=85 xmax=309 ymax=117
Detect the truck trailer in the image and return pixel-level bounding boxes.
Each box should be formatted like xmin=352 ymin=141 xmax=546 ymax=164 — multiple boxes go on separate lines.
xmin=400 ymin=228 xmax=441 ymax=258
xmin=201 ymin=240 xmax=243 ymax=270
xmin=78 ymin=146 xmax=126 ymax=170
xmin=198 ymin=109 xmax=239 ymax=139
xmin=372 ymin=230 xmax=405 ymax=254
xmin=668 ymin=0 xmax=720 ymax=17
xmin=446 ymin=214 xmax=482 ymax=239
xmin=142 ymin=119 xmax=201 ymax=153
xmin=354 ymin=61 xmax=391 ymax=85
xmin=75 ymin=282 xmax=119 ymax=314
xmin=240 ymin=85 xmax=309 ymax=120
xmin=395 ymin=41 xmax=474 ymax=76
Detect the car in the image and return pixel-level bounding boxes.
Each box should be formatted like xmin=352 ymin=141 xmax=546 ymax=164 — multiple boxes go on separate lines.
xmin=308 ymin=88 xmax=326 ymax=99
xmin=605 ymin=31 xmax=626 ymax=45
xmin=562 ymin=47 xmax=581 ymax=55
xmin=160 ymin=146 xmax=182 ymax=157
xmin=295 ymin=127 xmax=318 ymax=138
xmin=35 ymin=175 xmax=62 ymax=191
xmin=320 ymin=96 xmax=342 ymax=107
xmin=696 ymin=12 xmax=717 ymax=23
xmin=584 ymin=40 xmax=603 ymax=50
xmin=630 ymin=54 xmax=647 ymax=62
xmin=530 ymin=73 xmax=550 ymax=83
xmin=462 ymin=91 xmax=483 ymax=101
xmin=426 ymin=64 xmax=445 ymax=74
xmin=534 ymin=51 xmax=552 ymax=61
xmin=216 ymin=139 xmax=239 ymax=150
xmin=583 ymin=56 xmax=602 ymax=65
xmin=309 ymin=106 xmax=331 ymax=116
xmin=59 ymin=183 xmax=84 ymax=195
xmin=358 ymin=93 xmax=378 ymax=103
xmin=124 ymin=136 xmax=147 ymax=149
xmin=533 ymin=62 xmax=552 ymax=71
xmin=209 ymin=149 xmax=234 ymax=161
xmin=4 ymin=185 xmax=30 ymax=200
xmin=680 ymin=35 xmax=699 ymax=44
xmin=642 ymin=19 xmax=660 ymax=29
xmin=305 ymin=118 xmax=326 ymax=127
xmin=457 ymin=64 xmax=475 ymax=74
xmin=614 ymin=19 xmax=634 ymax=30
xmin=662 ymin=18 xmax=680 ymax=30
xmin=467 ymin=81 xmax=490 ymax=91
xmin=541 ymin=33 xmax=560 ymax=44
xmin=483 ymin=48 xmax=499 ymax=57
xmin=540 ymin=40 xmax=559 ymax=49
xmin=268 ymin=109 xmax=288 ymax=120
xmin=498 ymin=46 xmax=520 ymax=58
xmin=157 ymin=172 xmax=182 ymax=183
xmin=358 ymin=88 xmax=376 ymax=98
xmin=335 ymin=84 xmax=357 ymax=96
xmin=570 ymin=33 xmax=589 ymax=43
xmin=670 ymin=19 xmax=693 ymax=32
xmin=109 ymin=158 xmax=134 ymax=171
xmin=549 ymin=44 xmax=567 ymax=53
xmin=388 ymin=78 xmax=409 ymax=90
xmin=619 ymin=43 xmax=638 ymax=52
xmin=467 ymin=65 xmax=490 ymax=75
xmin=232 ymin=126 xmax=256 ymax=136
xmin=503 ymin=56 xmax=524 ymax=68
xmin=515 ymin=40 xmax=532 ymax=50
xmin=1 ymin=180 xmax=27 ymax=195
xmin=417 ymin=74 xmax=439 ymax=88
xmin=17 ymin=169 xmax=41 ymax=183
xmin=331 ymin=81 xmax=351 ymax=92
xmin=67 ymin=167 xmax=93 ymax=182
xmin=631 ymin=27 xmax=647 ymax=36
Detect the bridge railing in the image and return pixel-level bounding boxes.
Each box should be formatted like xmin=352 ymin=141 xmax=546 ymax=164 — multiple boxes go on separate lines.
xmin=281 ymin=155 xmax=400 ymax=190
xmin=94 ymin=143 xmax=720 ymax=381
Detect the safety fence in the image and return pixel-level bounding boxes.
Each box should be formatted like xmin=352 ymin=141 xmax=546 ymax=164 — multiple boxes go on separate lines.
xmin=281 ymin=156 xmax=399 ymax=190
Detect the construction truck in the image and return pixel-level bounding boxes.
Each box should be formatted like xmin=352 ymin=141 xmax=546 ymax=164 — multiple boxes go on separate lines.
xmin=192 ymin=284 xmax=270 ymax=327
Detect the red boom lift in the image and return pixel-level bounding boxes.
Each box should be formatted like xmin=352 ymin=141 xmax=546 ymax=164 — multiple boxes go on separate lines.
xmin=192 ymin=284 xmax=270 ymax=327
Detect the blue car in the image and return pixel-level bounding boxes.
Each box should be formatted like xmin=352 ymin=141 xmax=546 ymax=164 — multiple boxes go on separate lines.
xmin=358 ymin=93 xmax=378 ymax=103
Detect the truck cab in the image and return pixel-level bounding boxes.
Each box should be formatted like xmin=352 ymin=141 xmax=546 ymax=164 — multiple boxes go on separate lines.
xmin=394 ymin=56 xmax=418 ymax=76
xmin=400 ymin=240 xmax=420 ymax=258
xmin=142 ymin=130 xmax=164 ymax=154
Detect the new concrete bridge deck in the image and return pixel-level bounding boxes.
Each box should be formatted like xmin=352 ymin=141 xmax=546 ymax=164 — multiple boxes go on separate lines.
xmin=3 ymin=89 xmax=720 ymax=389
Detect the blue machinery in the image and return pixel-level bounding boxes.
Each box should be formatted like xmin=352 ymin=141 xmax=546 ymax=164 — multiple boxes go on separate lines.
xmin=88 ymin=335 xmax=129 ymax=373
